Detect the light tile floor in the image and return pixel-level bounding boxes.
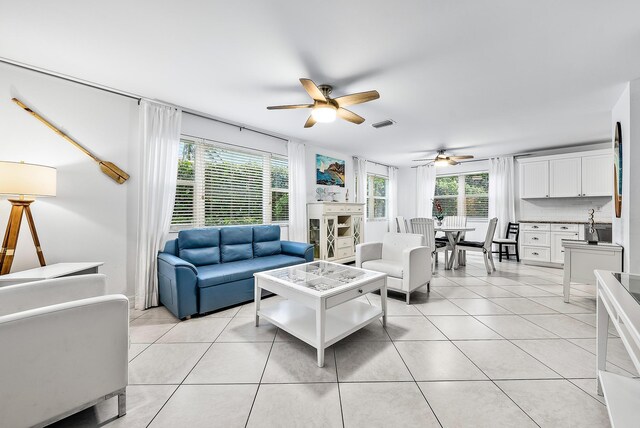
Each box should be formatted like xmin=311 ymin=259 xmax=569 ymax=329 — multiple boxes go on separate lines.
xmin=53 ymin=255 xmax=633 ymax=427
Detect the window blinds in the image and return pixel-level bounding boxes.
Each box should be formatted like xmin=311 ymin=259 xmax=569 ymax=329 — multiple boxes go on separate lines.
xmin=172 ymin=137 xmax=288 ymax=228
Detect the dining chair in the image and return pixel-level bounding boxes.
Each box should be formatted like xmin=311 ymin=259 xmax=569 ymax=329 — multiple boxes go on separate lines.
xmin=493 ymin=222 xmax=520 ymax=262
xmin=456 ymin=217 xmax=499 ymax=274
xmin=410 ymin=218 xmax=449 ymax=273
xmin=395 ymin=216 xmax=410 ymax=233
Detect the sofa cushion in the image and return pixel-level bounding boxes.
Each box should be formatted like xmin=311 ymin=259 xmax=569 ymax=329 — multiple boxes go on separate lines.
xmin=220 ymin=226 xmax=254 ymax=262
xmin=196 ymin=254 xmax=305 ymax=288
xmin=178 ymin=228 xmax=220 ymax=266
xmin=253 ymin=225 xmax=282 ymax=257
xmin=362 ymin=259 xmax=404 ymax=279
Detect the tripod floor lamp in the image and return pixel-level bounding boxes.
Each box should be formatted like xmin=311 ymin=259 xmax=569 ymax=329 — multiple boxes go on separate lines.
xmin=0 ymin=161 xmax=56 ymax=275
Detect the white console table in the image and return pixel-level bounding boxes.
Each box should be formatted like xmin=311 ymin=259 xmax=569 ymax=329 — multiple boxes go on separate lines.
xmin=595 ymin=270 xmax=640 ymax=427
xmin=0 ymin=262 xmax=103 ymax=286
xmin=562 ymin=241 xmax=622 ymax=302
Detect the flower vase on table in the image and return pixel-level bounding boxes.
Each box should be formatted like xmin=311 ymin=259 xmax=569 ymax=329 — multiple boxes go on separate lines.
xmin=433 ymin=199 xmax=445 ymax=227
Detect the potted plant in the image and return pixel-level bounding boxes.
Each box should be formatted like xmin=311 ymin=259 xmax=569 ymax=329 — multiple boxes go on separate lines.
xmin=433 ymin=199 xmax=445 ymax=226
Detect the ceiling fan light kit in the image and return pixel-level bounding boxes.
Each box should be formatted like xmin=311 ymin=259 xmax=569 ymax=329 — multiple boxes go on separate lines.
xmin=267 ymin=78 xmax=379 ymax=128
xmin=311 ymin=104 xmax=337 ymax=123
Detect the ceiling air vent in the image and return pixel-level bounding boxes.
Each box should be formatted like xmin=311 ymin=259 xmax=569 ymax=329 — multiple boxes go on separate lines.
xmin=371 ymin=119 xmax=395 ymax=129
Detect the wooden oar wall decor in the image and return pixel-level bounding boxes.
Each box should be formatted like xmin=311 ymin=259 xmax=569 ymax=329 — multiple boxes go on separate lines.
xmin=11 ymin=98 xmax=130 ymax=184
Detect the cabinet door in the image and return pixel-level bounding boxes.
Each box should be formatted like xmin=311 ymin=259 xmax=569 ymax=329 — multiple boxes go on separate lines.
xmin=549 ymin=157 xmax=581 ymax=198
xmin=324 ymin=216 xmax=337 ymax=260
xmin=520 ymin=161 xmax=549 ymax=198
xmin=352 ymin=215 xmax=363 ymax=248
xmin=581 ymin=154 xmax=612 ymax=197
xmin=551 ymin=231 xmax=580 ymax=264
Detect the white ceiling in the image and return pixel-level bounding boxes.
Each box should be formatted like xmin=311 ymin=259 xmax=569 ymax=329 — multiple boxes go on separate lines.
xmin=2 ymin=1 xmax=640 ymax=166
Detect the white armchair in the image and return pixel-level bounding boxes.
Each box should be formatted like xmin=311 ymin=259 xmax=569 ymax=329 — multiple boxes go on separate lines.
xmin=356 ymin=233 xmax=431 ymax=304
xmin=0 ymin=274 xmax=129 ymax=428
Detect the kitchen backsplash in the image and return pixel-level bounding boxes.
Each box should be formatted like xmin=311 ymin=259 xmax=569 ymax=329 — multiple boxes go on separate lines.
xmin=518 ymin=197 xmax=612 ymax=222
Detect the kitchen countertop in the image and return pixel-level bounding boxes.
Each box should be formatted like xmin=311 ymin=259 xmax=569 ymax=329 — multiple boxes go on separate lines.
xmin=518 ymin=220 xmax=612 ymax=225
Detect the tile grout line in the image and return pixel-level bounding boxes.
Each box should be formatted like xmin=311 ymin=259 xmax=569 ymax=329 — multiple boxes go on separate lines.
xmin=448 ymin=321 xmax=545 ymax=428
xmin=384 ymin=314 xmax=444 ymax=428
xmin=334 ymin=346 xmax=346 ymax=428
xmin=143 ymin=315 xmax=234 ymax=427
xmin=243 ymin=316 xmax=278 ymax=428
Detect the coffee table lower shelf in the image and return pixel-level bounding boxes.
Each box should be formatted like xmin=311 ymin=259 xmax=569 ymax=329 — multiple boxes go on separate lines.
xmin=258 ymin=299 xmax=383 ymax=349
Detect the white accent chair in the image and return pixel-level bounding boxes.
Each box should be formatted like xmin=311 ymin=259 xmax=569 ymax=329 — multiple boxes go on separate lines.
xmin=356 ymin=233 xmax=431 ymax=304
xmin=456 ymin=217 xmax=499 ymax=274
xmin=410 ymin=217 xmax=450 ymax=273
xmin=0 ymin=274 xmax=129 ymax=428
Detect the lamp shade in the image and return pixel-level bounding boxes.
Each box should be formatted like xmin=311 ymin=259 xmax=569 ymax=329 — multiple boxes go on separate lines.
xmin=0 ymin=161 xmax=57 ymax=197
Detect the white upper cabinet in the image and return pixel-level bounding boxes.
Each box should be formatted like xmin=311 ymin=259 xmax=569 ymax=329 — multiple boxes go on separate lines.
xmin=519 ymin=150 xmax=612 ymax=199
xmin=581 ymin=154 xmax=612 ymax=197
xmin=520 ymin=161 xmax=549 ymax=198
xmin=549 ymin=157 xmax=581 ymax=197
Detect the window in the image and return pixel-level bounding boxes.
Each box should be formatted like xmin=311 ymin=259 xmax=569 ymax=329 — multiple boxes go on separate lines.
xmin=433 ymin=172 xmax=488 ymax=218
xmin=366 ymin=174 xmax=388 ymax=220
xmin=171 ymin=137 xmax=288 ymax=229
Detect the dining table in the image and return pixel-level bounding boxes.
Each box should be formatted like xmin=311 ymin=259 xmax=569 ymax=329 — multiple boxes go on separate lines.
xmin=434 ymin=226 xmax=476 ymax=270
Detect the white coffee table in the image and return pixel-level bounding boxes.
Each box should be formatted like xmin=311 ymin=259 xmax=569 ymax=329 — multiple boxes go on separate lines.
xmin=254 ymin=261 xmax=387 ymax=367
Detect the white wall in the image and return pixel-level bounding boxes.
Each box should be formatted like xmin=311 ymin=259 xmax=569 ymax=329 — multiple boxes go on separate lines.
xmin=305 ymin=144 xmax=354 ymax=204
xmin=612 ymin=84 xmax=630 ymax=258
xmin=612 ymin=79 xmax=640 ymax=272
xmin=0 ymin=62 xmax=139 ymax=296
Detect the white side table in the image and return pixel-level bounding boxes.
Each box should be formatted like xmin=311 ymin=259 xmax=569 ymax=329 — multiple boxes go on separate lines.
xmin=563 ymin=241 xmax=622 ymax=302
xmin=0 ymin=262 xmax=103 ymax=286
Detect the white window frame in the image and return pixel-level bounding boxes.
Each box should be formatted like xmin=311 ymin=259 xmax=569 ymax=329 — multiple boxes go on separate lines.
xmin=171 ymin=137 xmax=289 ymax=231
xmin=366 ymin=173 xmax=389 ymax=221
xmin=434 ymin=171 xmax=489 ymax=219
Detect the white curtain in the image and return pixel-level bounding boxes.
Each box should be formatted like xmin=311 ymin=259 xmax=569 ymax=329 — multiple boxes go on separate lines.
xmin=416 ymin=164 xmax=436 ymax=217
xmin=489 ymin=156 xmax=516 ymax=241
xmin=135 ymin=100 xmax=182 ymax=310
xmin=354 ymin=157 xmax=368 ymax=204
xmin=287 ymin=141 xmax=306 ymax=242
xmin=388 ymin=166 xmax=398 ymax=232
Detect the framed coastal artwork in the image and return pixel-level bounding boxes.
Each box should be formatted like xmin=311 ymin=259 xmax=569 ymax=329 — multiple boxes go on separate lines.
xmin=316 ymin=154 xmax=345 ymax=187
xmin=614 ymin=121 xmax=622 ymax=218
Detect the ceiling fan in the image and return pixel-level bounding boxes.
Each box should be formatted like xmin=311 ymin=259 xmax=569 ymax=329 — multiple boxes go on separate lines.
xmin=267 ymin=78 xmax=380 ymax=128
xmin=413 ymin=149 xmax=474 ymax=166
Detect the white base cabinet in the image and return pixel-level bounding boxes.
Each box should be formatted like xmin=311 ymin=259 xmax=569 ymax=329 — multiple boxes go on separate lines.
xmin=520 ymin=223 xmax=582 ymax=267
xmin=307 ymin=203 xmax=364 ymax=264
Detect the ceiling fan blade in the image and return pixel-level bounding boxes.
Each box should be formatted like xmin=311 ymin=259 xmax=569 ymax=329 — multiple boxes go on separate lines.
xmin=334 ymin=90 xmax=380 ymax=107
xmin=449 ymin=155 xmax=474 ymax=160
xmin=267 ymin=104 xmax=313 ymax=110
xmin=304 ymin=114 xmax=317 ymax=128
xmin=449 ymin=159 xmax=459 ymax=165
xmin=412 ymin=158 xmax=433 ymax=161
xmin=300 ymin=78 xmax=326 ymax=102
xmin=337 ymin=108 xmax=365 ymax=124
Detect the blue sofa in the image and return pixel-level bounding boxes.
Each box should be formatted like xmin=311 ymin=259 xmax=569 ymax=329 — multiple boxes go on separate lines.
xmin=157 ymin=225 xmax=313 ymax=319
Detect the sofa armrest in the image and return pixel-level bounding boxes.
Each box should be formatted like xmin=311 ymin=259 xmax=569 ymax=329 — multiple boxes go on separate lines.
xmin=157 ymin=252 xmax=198 ymax=319
xmin=0 ymin=295 xmax=129 ymax=428
xmin=157 ymin=253 xmax=197 ymax=273
xmin=281 ymin=241 xmax=314 ymax=262
xmin=402 ymin=246 xmax=432 ymax=292
xmin=356 ymin=242 xmax=383 ymax=267
xmin=0 ymin=274 xmax=108 ymax=317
